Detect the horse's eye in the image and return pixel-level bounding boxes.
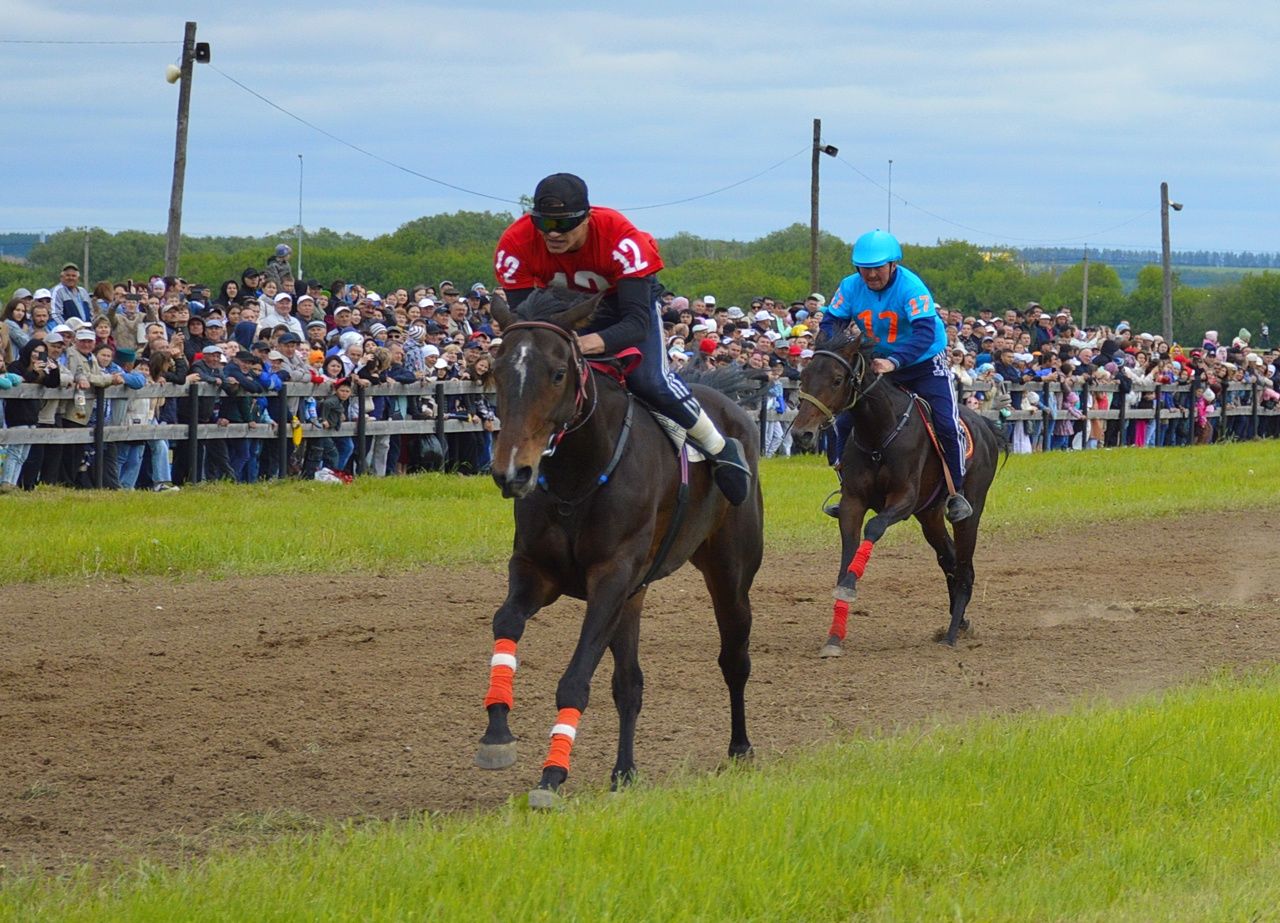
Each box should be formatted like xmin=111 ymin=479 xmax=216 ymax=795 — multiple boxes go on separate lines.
xmin=553 ymin=368 xmax=567 ymax=384
xmin=832 ymin=376 xmax=844 ymax=387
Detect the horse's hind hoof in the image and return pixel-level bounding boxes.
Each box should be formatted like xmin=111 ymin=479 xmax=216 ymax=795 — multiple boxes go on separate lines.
xmin=528 ymin=787 xmax=563 ymax=811
xmin=819 ymin=641 xmax=843 ymax=658
xmin=474 ymin=741 xmax=518 ymax=770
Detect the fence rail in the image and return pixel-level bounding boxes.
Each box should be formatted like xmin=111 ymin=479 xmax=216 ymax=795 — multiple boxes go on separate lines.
xmin=1 ymin=377 xmax=1275 ymax=482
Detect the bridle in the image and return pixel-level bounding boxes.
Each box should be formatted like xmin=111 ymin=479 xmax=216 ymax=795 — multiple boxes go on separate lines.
xmin=796 ymin=347 xmax=885 ymax=429
xmin=498 ymin=320 xmax=597 ymax=456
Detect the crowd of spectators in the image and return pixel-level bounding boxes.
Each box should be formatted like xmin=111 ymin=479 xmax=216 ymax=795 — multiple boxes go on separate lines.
xmin=1 ymin=246 xmax=1277 ymax=491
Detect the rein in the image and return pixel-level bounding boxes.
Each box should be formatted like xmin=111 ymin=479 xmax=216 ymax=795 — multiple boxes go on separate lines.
xmin=797 ymin=348 xmax=885 ymax=429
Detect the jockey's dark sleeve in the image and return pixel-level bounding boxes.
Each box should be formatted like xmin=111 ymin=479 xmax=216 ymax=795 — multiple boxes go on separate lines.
xmin=596 ymin=276 xmax=652 ymax=354
xmin=501 ymin=277 xmax=653 ymax=356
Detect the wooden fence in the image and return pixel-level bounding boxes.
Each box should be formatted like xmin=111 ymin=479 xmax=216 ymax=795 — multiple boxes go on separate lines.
xmin=1 ymin=377 xmax=1275 ymax=487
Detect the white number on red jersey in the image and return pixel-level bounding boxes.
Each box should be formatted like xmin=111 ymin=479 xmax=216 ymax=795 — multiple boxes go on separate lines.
xmin=611 ymin=238 xmax=651 ymax=276
xmin=549 ymin=270 xmax=610 ymax=292
xmin=495 ymin=249 xmax=520 ymax=285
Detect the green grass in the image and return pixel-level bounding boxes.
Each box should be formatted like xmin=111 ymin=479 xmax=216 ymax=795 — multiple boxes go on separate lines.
xmin=3 ymin=441 xmax=1278 ymax=585
xmin=3 ymin=669 xmax=1278 ymax=920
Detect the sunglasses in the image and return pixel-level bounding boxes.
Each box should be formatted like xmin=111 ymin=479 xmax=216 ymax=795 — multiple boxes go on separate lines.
xmin=530 ymin=210 xmax=588 ymax=234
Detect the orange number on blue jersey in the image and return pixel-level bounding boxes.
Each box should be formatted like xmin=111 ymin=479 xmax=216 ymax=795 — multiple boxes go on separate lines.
xmin=879 ymin=311 xmax=899 ymax=343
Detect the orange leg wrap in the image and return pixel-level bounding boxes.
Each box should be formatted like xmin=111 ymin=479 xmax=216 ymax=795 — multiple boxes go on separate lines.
xmin=482 ymin=639 xmax=518 ymax=709
xmin=829 ymin=599 xmax=850 ymax=641
xmin=847 ymin=540 xmax=874 ymax=580
xmin=542 ymin=707 xmax=582 ymax=771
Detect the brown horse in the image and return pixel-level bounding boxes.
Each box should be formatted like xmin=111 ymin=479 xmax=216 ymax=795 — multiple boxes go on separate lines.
xmin=476 ymin=288 xmax=763 ymax=808
xmin=791 ymin=328 xmax=1005 ymax=655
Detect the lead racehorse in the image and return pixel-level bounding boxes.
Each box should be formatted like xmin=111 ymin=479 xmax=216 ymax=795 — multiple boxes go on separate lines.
xmin=475 ymin=287 xmax=763 ymax=808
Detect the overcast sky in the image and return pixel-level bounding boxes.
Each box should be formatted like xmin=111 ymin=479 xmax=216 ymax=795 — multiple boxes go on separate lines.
xmin=4 ymin=0 xmax=1279 ymax=253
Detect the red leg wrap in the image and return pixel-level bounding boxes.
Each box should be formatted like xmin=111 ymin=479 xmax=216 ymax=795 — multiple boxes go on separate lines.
xmin=830 ymin=599 xmax=850 ymax=641
xmin=483 ymin=639 xmax=518 ymax=709
xmin=543 ymin=707 xmax=582 ymax=771
xmin=847 ymin=540 xmax=874 ymax=580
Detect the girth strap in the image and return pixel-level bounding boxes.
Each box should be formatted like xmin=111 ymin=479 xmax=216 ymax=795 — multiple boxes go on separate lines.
xmin=631 ymin=444 xmax=691 ymax=597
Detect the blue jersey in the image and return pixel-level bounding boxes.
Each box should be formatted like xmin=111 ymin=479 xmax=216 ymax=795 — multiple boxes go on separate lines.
xmin=820 ymin=265 xmax=947 ymax=371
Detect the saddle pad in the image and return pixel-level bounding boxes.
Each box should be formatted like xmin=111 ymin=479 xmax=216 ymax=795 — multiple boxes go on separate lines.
xmin=649 ymin=411 xmax=707 ymax=463
xmin=960 ymin=418 xmax=974 ymax=462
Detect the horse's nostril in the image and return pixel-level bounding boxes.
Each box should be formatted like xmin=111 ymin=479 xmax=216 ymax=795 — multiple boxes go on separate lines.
xmin=512 ymin=466 xmax=533 ymax=488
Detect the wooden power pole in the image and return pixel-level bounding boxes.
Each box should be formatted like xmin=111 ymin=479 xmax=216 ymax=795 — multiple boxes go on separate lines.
xmin=809 ymin=118 xmax=821 ymax=296
xmin=164 ymin=21 xmax=198 ymax=278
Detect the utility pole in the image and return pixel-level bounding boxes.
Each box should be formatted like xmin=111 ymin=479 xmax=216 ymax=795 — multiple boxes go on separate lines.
xmin=809 ymin=119 xmax=839 ymax=297
xmin=809 ymin=118 xmax=821 ymax=296
xmin=1160 ymin=181 xmax=1175 ymax=343
xmin=164 ymin=21 xmax=198 ymax=277
xmin=1080 ymin=244 xmax=1089 ymax=329
xmin=297 ymin=154 xmax=304 ymax=280
xmin=887 ymin=159 xmax=893 ymax=232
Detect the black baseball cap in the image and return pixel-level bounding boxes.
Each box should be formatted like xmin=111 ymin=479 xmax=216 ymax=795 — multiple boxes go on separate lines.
xmin=532 ymin=173 xmax=589 ymax=215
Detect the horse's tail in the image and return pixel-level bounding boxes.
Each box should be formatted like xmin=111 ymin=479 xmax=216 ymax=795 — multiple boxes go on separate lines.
xmin=980 ymin=414 xmax=1012 ymax=474
xmin=682 ymin=365 xmax=770 ymax=409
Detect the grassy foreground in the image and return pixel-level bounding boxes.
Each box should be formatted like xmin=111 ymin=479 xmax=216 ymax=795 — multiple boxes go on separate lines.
xmin=2 ymin=440 xmax=1278 ymax=585
xmin=3 ymin=669 xmax=1278 ymax=920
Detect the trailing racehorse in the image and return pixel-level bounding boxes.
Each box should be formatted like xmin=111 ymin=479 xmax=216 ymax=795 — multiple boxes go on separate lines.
xmin=476 ymin=288 xmax=763 ymax=808
xmin=791 ymin=327 xmax=1006 ymax=655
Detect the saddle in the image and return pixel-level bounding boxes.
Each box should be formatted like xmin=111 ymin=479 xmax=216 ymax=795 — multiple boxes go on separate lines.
xmin=586 ymin=349 xmax=708 ymax=462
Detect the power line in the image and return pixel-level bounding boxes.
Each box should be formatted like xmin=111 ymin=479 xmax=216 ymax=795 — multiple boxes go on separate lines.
xmin=210 ymin=64 xmax=809 ymax=213
xmin=833 ymin=154 xmax=1157 ymax=246
xmin=0 ymin=39 xmax=173 ymax=45
xmin=620 ymin=148 xmax=808 ymax=210
xmin=209 ymin=64 xmax=522 ymax=206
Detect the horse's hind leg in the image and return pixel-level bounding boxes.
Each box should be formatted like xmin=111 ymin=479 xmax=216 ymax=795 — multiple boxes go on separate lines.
xmin=694 ymin=528 xmax=759 ymax=761
xmin=476 ymin=559 xmax=557 ymax=770
xmin=943 ymin=516 xmax=981 ymax=646
xmin=918 ymin=507 xmax=964 ymax=643
xmin=608 ymin=595 xmax=645 ymax=790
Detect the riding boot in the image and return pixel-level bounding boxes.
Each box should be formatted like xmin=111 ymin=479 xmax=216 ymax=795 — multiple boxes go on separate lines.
xmin=945 ymin=493 xmax=973 ymax=522
xmin=711 ymin=437 xmax=751 ymax=506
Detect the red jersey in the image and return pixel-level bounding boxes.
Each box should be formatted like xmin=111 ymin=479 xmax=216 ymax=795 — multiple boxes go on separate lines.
xmin=494 ymin=207 xmax=664 ymax=294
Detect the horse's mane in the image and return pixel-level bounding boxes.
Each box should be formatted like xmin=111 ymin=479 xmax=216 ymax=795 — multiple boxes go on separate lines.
xmin=682 ymin=364 xmax=769 ymax=408
xmin=814 ymin=326 xmax=872 ymax=356
xmin=515 ymin=286 xmax=587 ymax=322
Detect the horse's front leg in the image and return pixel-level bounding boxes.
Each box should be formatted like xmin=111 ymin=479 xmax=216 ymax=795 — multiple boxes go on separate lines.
xmin=529 ymin=565 xmax=638 ymax=809
xmin=824 ymin=493 xmax=915 ymax=657
xmin=475 ymin=558 xmax=558 ymax=770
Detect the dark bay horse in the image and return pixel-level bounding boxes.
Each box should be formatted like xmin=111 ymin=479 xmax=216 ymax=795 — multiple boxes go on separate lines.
xmin=791 ymin=328 xmax=1005 ymax=655
xmin=477 ymin=288 xmax=763 ymax=808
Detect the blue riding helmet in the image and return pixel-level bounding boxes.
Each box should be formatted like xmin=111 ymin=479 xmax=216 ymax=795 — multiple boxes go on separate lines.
xmin=851 ymin=229 xmax=903 ymax=268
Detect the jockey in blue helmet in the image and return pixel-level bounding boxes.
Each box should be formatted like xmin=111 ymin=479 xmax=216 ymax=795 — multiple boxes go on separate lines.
xmin=818 ymin=230 xmax=974 ymax=522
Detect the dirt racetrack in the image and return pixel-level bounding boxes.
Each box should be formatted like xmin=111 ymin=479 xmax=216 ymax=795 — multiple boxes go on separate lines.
xmin=3 ymin=511 xmax=1279 ymax=873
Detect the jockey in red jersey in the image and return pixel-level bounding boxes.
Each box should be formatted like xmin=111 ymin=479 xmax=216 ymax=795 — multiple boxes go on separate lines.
xmin=493 ymin=173 xmax=751 ymax=505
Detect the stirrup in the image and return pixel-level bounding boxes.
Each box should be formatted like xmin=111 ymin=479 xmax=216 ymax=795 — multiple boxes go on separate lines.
xmin=822 ymin=489 xmax=841 ymax=518
xmin=945 ymin=493 xmax=973 ymax=523
xmin=711 ymin=437 xmax=751 ymax=506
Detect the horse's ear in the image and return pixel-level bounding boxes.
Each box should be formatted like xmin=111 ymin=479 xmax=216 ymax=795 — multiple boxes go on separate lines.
xmin=489 ymin=294 xmax=515 ymax=328
xmin=551 ymin=290 xmax=605 ymax=331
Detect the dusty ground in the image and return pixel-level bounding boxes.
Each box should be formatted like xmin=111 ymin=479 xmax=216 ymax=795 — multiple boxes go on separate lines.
xmin=3 ymin=511 xmax=1279 ymax=873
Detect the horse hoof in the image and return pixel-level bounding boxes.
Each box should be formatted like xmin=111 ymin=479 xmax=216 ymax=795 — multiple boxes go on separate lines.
xmin=528 ymin=787 xmax=563 ymax=811
xmin=474 ymin=741 xmax=517 ymax=770
xmin=832 ymin=584 xmax=858 ymax=603
xmin=819 ymin=642 xmax=843 ymax=659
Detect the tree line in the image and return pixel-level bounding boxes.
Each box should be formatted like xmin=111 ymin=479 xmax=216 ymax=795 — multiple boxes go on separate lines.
xmin=2 ymin=215 xmax=1275 ymax=344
